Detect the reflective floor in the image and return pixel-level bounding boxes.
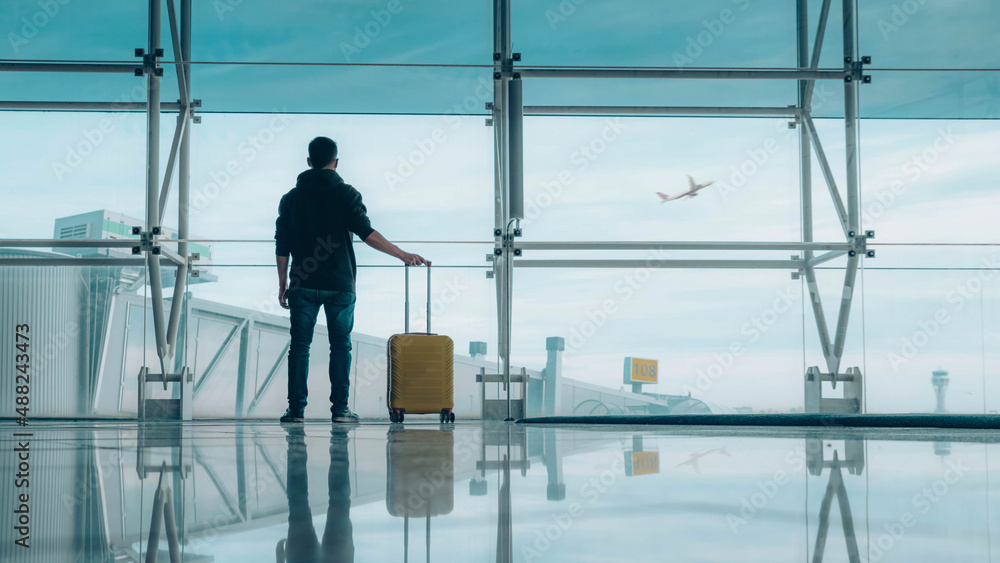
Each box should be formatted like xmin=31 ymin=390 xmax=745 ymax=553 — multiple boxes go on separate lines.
xmin=1 ymin=420 xmax=999 ymax=562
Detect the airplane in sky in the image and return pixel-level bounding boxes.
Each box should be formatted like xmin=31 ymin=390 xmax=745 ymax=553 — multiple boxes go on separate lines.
xmin=675 ymin=447 xmax=731 ymax=473
xmin=656 ymin=175 xmax=715 ymax=202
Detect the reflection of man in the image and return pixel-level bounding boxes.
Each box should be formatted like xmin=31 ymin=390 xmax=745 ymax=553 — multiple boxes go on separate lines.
xmin=277 ymin=426 xmax=354 ymax=563
xmin=275 ymin=136 xmax=426 ymax=423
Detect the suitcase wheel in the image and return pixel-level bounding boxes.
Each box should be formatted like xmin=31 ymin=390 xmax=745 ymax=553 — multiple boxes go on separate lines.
xmin=440 ymin=409 xmax=456 ymax=424
xmin=389 ymin=409 xmax=404 ymax=423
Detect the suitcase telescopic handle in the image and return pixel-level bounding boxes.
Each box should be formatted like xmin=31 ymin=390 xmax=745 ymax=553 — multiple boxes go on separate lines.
xmin=404 ymin=263 xmax=431 ymax=334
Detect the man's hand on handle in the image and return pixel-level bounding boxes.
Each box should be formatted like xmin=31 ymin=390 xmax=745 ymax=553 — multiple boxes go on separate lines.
xmin=363 ymin=230 xmax=428 ymax=267
xmin=401 ymin=252 xmax=427 ymax=267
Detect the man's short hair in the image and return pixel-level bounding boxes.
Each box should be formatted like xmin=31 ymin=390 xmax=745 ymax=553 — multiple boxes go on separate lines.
xmin=308 ymin=137 xmax=338 ymax=169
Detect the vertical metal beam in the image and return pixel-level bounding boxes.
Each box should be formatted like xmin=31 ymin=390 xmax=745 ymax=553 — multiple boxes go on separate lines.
xmin=146 ymin=0 xmax=169 ymax=378
xmin=493 ymin=0 xmax=513 ymax=421
xmin=493 ymin=0 xmax=507 ymax=361
xmin=164 ymin=0 xmax=192 ymax=357
xmin=799 ymin=0 xmax=837 ymax=374
xmin=829 ymin=0 xmax=861 ymax=377
xmin=503 ymin=231 xmax=513 ymax=419
xmin=508 ymin=76 xmax=524 ymax=220
xmin=145 ymin=0 xmax=161 ymax=238
xmin=179 ymin=0 xmax=191 ymax=262
xmin=843 ymin=0 xmax=859 ymax=235
xmin=492 ymin=0 xmax=507 ymax=233
xmin=501 ymin=0 xmax=514 ymax=420
xmin=502 ymin=65 xmax=522 ymax=418
xmin=798 ymin=0 xmax=835 ymax=372
xmin=798 ymin=0 xmax=812 ymax=251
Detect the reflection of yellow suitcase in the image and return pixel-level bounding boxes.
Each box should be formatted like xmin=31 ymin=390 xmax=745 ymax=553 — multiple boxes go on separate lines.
xmin=387 ymin=265 xmax=455 ymax=423
xmin=385 ymin=428 xmax=454 ymax=517
xmin=385 ymin=428 xmax=454 ymax=560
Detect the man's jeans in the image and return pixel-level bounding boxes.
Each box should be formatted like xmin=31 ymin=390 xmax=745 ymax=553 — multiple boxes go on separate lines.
xmin=287 ymin=288 xmax=356 ymax=413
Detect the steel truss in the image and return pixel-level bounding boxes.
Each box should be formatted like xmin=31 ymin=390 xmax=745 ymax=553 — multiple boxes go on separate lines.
xmin=0 ymin=0 xmax=197 ymax=418
xmin=491 ymin=0 xmax=871 ymax=412
xmin=0 ymin=0 xmax=869 ymax=417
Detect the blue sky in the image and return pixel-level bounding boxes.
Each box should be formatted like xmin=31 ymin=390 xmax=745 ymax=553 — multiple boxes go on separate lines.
xmin=3 ymin=0 xmax=998 ymax=115
xmin=1 ymin=0 xmax=999 ymax=413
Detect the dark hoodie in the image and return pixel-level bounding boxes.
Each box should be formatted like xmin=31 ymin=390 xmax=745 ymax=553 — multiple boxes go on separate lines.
xmin=275 ymin=169 xmax=375 ymax=292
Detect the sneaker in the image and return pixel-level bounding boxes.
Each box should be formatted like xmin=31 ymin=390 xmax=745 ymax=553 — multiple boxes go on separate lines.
xmin=280 ymin=408 xmax=304 ymax=423
xmin=332 ymin=407 xmax=360 ymax=423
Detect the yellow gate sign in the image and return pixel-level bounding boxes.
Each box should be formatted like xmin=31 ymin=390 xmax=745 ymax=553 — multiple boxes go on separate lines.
xmin=625 ymin=451 xmax=660 ymax=476
xmin=624 ymin=357 xmax=658 ymax=384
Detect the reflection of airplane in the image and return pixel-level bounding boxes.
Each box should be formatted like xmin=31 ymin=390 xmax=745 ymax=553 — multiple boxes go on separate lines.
xmin=675 ymin=448 xmax=730 ymax=473
xmin=657 ymin=175 xmax=716 ymax=202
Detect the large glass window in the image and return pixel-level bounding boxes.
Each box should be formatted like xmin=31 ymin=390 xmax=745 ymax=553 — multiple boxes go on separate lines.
xmin=2 ymin=0 xmax=999 ymax=420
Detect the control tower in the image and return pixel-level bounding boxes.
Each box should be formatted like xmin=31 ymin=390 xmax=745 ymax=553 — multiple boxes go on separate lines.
xmin=932 ymin=369 xmax=949 ymax=413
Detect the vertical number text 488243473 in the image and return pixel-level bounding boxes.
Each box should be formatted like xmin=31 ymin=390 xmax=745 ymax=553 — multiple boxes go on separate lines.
xmin=14 ymin=324 xmax=31 ymax=425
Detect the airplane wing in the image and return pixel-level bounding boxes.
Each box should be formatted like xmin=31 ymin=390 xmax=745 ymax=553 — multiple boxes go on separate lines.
xmin=658 ymin=192 xmax=686 ymax=202
xmin=687 ymin=175 xmax=696 ymax=190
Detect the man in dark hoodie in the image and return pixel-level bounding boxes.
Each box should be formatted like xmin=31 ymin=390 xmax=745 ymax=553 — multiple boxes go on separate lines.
xmin=275 ymin=136 xmax=426 ymax=423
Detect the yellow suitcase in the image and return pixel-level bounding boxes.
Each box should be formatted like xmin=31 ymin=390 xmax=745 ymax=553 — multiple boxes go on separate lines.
xmin=387 ymin=265 xmax=455 ymax=423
